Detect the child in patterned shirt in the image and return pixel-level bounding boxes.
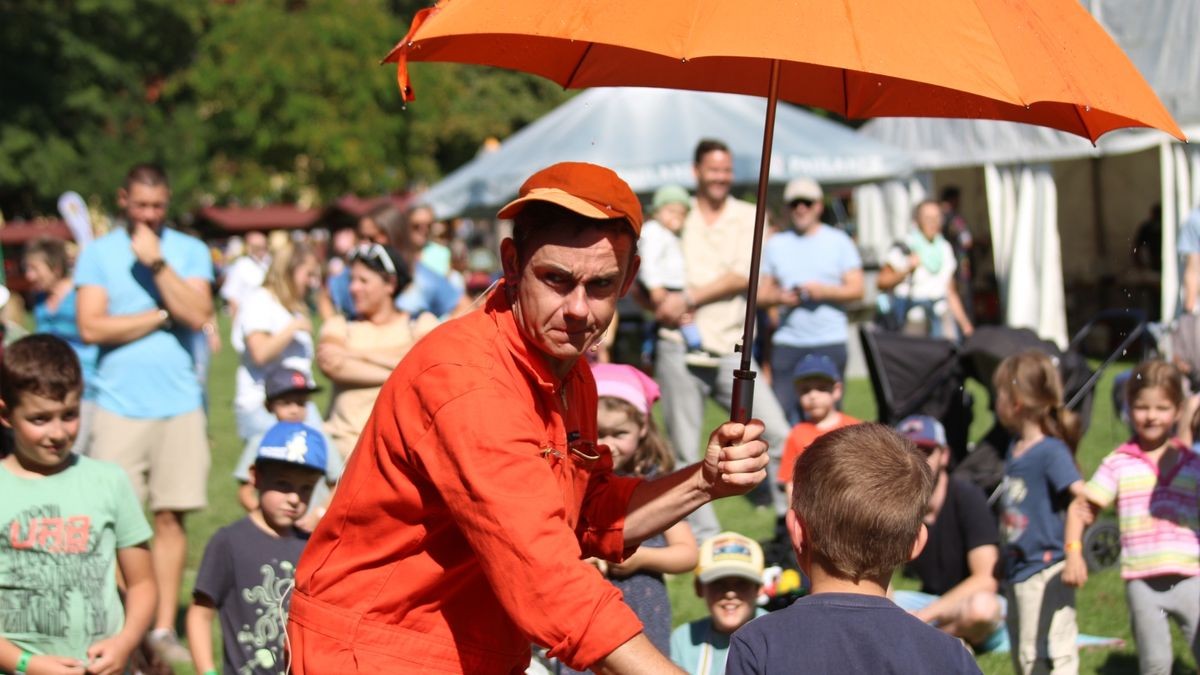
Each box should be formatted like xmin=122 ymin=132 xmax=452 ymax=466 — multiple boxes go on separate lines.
xmin=1065 ymin=360 xmax=1200 ymax=674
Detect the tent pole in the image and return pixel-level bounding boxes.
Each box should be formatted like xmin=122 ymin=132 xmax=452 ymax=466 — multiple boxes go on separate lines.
xmin=731 ymin=58 xmax=781 ymax=424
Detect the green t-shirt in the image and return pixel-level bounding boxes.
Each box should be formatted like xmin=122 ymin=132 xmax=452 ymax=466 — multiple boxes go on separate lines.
xmin=0 ymin=455 xmax=152 ymax=659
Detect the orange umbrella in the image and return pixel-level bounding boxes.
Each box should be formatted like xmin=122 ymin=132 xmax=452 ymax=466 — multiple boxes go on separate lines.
xmin=385 ymin=0 xmax=1184 ymax=420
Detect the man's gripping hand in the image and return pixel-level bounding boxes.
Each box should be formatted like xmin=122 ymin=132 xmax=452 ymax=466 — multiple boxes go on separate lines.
xmin=699 ymin=420 xmax=768 ymax=500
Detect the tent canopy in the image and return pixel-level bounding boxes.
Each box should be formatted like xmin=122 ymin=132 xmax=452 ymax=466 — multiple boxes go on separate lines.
xmin=420 ymin=87 xmax=913 ymax=219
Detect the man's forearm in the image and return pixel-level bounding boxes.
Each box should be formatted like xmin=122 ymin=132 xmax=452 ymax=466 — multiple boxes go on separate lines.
xmin=79 ymin=309 xmax=164 ymax=345
xmin=690 ymin=272 xmax=747 ymax=307
xmin=592 ymin=633 xmax=684 ymax=675
xmin=920 ymin=573 xmax=997 ymax=624
xmin=622 ymin=465 xmax=709 ymax=544
xmin=155 ymin=266 xmax=213 ymax=330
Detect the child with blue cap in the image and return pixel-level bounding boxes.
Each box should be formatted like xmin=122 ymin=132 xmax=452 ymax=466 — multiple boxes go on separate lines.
xmin=186 ymin=421 xmax=326 ymax=675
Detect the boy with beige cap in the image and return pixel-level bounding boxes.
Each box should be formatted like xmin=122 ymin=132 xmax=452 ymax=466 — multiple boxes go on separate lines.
xmin=671 ymin=532 xmax=767 ymax=674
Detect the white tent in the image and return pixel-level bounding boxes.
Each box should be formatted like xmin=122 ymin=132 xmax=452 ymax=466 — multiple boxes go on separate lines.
xmin=856 ymin=0 xmax=1200 ymax=345
xmin=420 ymin=87 xmax=913 ymax=218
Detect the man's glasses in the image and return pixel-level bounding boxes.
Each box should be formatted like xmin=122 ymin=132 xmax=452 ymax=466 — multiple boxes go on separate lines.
xmin=789 ymin=198 xmax=816 ymax=209
xmin=350 ymin=243 xmax=397 ymax=275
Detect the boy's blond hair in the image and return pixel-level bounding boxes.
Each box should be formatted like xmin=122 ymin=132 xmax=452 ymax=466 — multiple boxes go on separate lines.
xmin=791 ymin=423 xmax=932 ymax=581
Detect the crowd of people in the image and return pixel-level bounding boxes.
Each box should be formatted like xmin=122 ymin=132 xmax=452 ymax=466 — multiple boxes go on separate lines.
xmin=2 ymin=144 xmax=1199 ymax=675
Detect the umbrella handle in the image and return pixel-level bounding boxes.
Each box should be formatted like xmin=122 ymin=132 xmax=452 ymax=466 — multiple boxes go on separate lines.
xmin=731 ymin=369 xmax=756 ymax=423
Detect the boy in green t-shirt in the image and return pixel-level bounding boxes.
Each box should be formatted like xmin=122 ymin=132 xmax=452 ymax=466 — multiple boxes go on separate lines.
xmin=0 ymin=335 xmax=155 ymax=675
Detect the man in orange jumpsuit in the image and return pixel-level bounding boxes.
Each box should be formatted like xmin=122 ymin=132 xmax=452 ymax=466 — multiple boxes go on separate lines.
xmin=287 ymin=162 xmax=769 ymax=674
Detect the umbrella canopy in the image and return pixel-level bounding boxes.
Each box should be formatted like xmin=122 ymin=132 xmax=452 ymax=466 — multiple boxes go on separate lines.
xmin=386 ymin=0 xmax=1184 ymax=422
xmin=388 ymin=0 xmax=1184 ymax=142
xmin=421 ymin=87 xmax=913 ymax=218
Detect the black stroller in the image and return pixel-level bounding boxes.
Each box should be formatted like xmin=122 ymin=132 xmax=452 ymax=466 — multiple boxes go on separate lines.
xmin=859 ymin=309 xmax=1153 ymax=571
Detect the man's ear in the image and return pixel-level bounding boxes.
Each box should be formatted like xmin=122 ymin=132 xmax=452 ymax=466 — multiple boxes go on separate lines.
xmin=499 ymin=237 xmax=519 ymax=285
xmin=832 ymin=382 xmax=844 ymax=400
xmin=116 ymin=187 xmax=129 ymax=210
xmin=0 ymin=400 xmax=10 ymax=429
xmin=909 ymin=522 xmax=929 ymax=562
xmin=248 ymin=464 xmax=260 ymax=490
xmin=619 ymin=254 xmax=640 ymax=297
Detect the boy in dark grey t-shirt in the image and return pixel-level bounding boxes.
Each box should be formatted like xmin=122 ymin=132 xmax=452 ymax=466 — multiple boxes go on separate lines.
xmin=726 ymin=424 xmax=980 ymax=675
xmin=186 ymin=422 xmax=326 ymax=675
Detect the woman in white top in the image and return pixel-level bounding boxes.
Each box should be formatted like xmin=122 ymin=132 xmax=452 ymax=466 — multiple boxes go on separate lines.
xmin=318 ymin=243 xmax=433 ymax=459
xmin=231 ymin=242 xmax=324 ymax=441
xmin=877 ymin=200 xmax=974 ymax=340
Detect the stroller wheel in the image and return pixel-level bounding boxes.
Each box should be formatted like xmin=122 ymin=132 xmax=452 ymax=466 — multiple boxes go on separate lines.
xmin=1083 ymin=520 xmax=1121 ymax=572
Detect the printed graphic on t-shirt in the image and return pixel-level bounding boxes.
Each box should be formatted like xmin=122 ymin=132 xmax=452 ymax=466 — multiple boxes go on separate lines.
xmin=1000 ymin=476 xmax=1029 ymax=543
xmin=1 ymin=505 xmax=106 ymax=642
xmin=234 ymin=560 xmax=295 ymax=674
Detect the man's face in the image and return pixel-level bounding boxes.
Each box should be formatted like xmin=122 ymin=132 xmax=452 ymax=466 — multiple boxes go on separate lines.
xmin=119 ymin=183 xmax=170 ymax=231
xmin=246 ymin=231 xmax=268 ymax=258
xmin=694 ymin=150 xmax=733 ymax=204
xmin=789 ymin=197 xmax=824 ymax=232
xmin=921 ymin=443 xmax=949 ymax=478
xmin=502 ymin=222 xmax=638 ymax=377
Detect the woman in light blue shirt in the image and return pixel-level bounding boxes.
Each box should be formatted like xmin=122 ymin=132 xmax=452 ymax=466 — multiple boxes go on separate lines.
xmin=24 ymin=237 xmax=98 ymax=453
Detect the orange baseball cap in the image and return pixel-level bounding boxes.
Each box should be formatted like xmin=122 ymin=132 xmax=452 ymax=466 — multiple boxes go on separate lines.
xmin=497 ymin=162 xmax=643 ymax=235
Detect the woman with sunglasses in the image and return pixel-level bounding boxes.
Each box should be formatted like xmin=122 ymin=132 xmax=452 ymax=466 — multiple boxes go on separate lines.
xmin=318 ymin=243 xmax=429 ymax=460
xmin=231 ymin=242 xmax=326 ymax=442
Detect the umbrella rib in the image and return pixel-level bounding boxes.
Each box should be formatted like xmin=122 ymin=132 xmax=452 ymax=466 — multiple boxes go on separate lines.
xmin=842 ymin=68 xmax=850 ymax=117
xmin=967 ymin=0 xmax=1029 ymax=107
xmin=1072 ymin=104 xmax=1095 ymax=145
xmin=564 ymin=42 xmax=595 ymax=89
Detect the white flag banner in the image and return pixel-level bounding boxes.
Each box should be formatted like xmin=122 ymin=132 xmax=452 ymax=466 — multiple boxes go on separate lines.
xmin=57 ymin=191 xmax=93 ymax=248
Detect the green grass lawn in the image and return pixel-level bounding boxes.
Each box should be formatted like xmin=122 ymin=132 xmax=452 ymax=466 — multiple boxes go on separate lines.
xmin=179 ymin=320 xmax=1193 ymax=674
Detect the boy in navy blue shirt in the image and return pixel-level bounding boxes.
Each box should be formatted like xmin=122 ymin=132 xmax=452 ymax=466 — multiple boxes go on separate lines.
xmin=726 ymin=424 xmax=981 ymax=674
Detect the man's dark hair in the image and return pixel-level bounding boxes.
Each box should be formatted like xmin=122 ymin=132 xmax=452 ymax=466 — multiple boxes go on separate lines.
xmin=939 ymin=185 xmax=961 ymax=203
xmin=694 ymin=138 xmax=731 ymax=166
xmin=123 ymin=163 xmax=169 ymax=191
xmin=1 ymin=334 xmax=83 ymax=410
xmin=510 ymin=202 xmax=637 ymax=267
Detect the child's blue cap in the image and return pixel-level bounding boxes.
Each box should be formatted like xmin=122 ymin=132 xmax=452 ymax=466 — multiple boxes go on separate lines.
xmin=792 ymin=354 xmax=840 ymax=383
xmin=896 ymin=415 xmax=948 ymax=450
xmin=255 ymin=422 xmax=327 ymax=473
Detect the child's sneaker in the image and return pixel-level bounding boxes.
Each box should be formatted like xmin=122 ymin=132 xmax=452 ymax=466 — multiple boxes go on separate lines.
xmin=145 ymin=628 xmax=191 ymax=664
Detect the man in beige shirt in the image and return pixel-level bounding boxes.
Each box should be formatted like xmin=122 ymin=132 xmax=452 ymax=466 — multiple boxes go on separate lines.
xmin=653 ymin=139 xmax=791 ymax=541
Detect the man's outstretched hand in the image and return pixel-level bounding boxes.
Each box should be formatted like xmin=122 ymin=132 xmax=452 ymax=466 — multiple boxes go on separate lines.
xmin=700 ymin=419 xmax=768 ymax=500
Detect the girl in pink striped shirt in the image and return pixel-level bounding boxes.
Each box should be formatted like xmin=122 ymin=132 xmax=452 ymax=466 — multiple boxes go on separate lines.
xmin=1065 ymin=360 xmax=1200 ymax=674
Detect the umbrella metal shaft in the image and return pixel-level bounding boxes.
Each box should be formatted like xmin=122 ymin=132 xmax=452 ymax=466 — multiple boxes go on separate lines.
xmin=731 ymin=58 xmax=781 ymax=424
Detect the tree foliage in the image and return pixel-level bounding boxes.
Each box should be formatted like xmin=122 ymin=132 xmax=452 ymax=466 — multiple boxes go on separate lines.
xmin=0 ymin=0 xmax=206 ymax=217
xmin=0 ymin=0 xmax=568 ymax=218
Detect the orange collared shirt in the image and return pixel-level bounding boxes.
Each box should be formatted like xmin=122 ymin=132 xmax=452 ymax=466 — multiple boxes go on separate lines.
xmin=288 ymin=288 xmax=644 ymax=674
